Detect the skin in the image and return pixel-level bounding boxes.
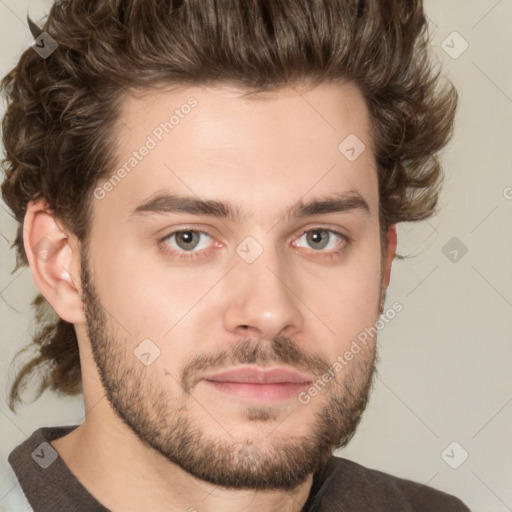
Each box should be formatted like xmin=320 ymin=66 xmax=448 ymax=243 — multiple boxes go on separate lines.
xmin=24 ymin=81 xmax=397 ymax=512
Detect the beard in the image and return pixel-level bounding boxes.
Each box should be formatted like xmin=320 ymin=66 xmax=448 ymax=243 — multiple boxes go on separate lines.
xmin=79 ymin=248 xmax=382 ymax=491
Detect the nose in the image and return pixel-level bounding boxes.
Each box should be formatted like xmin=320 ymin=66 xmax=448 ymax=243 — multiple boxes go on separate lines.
xmin=223 ymin=243 xmax=304 ymax=340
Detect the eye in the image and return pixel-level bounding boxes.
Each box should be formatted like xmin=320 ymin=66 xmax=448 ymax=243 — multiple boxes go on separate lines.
xmin=293 ymin=228 xmax=348 ymax=253
xmin=159 ymin=227 xmax=350 ymax=261
xmin=161 ymin=229 xmax=214 ymax=258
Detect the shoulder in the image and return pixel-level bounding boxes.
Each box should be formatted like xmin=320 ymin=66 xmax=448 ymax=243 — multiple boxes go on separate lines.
xmin=307 ymin=455 xmax=471 ymax=511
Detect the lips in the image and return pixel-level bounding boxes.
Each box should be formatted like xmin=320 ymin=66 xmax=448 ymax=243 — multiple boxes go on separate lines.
xmin=201 ymin=366 xmax=315 ymax=404
xmin=202 ymin=366 xmax=314 ymax=385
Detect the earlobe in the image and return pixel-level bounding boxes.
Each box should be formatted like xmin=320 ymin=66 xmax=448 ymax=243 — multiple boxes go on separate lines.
xmin=23 ymin=200 xmax=85 ymax=324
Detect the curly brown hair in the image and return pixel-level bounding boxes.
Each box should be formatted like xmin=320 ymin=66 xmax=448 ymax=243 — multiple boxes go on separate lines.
xmin=1 ymin=0 xmax=457 ymax=412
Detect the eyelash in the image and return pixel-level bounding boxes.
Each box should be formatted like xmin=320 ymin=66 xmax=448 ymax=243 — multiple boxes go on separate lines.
xmin=159 ymin=227 xmax=351 ymax=261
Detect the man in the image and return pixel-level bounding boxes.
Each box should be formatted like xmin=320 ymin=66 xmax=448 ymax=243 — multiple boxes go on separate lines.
xmin=1 ymin=0 xmax=469 ymax=510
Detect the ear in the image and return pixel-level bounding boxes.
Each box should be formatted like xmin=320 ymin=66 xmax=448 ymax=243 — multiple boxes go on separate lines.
xmin=23 ymin=200 xmax=85 ymax=324
xmin=382 ymin=224 xmax=397 ymax=290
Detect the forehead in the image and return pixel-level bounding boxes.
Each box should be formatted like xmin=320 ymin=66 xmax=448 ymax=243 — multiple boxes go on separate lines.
xmin=97 ymin=81 xmax=378 ymax=224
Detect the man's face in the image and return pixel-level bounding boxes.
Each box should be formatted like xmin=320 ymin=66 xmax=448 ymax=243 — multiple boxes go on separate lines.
xmin=80 ymin=82 xmax=391 ymax=490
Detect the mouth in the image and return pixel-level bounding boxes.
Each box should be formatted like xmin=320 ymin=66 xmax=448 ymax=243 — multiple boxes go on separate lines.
xmin=201 ymin=366 xmax=314 ymax=404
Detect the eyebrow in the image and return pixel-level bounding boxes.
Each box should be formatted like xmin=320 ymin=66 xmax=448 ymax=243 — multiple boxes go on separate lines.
xmin=129 ymin=189 xmax=370 ymax=223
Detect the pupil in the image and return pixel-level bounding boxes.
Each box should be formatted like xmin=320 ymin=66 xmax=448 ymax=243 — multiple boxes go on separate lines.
xmin=308 ymin=230 xmax=328 ymax=250
xmin=178 ymin=231 xmax=196 ymax=249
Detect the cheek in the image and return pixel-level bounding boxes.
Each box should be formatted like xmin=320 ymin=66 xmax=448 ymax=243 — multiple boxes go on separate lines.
xmin=308 ymin=270 xmax=380 ymax=337
xmin=85 ymin=231 xmax=166 ymax=336
xmin=306 ymin=242 xmax=382 ymax=354
xmin=89 ymin=241 xmax=219 ymax=349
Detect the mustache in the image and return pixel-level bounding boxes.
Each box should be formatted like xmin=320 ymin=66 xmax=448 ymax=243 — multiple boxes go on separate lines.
xmin=181 ymin=336 xmax=331 ymax=393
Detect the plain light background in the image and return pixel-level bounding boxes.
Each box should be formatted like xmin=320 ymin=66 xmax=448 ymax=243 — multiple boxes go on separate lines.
xmin=0 ymin=1 xmax=511 ymax=510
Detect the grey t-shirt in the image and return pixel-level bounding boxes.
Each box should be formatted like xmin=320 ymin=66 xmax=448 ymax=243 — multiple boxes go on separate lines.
xmin=7 ymin=425 xmax=471 ymax=512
